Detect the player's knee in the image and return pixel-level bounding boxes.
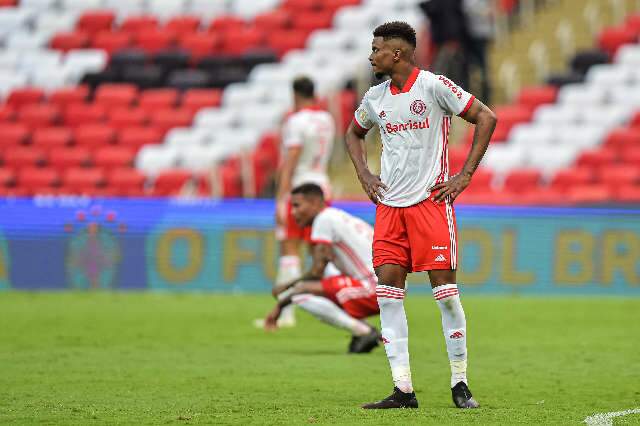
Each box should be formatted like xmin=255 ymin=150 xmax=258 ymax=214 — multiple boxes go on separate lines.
xmin=291 ymin=293 xmax=312 ymax=305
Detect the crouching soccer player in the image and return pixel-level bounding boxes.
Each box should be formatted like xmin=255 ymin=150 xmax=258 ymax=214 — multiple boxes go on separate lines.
xmin=263 ymin=183 xmax=381 ymax=353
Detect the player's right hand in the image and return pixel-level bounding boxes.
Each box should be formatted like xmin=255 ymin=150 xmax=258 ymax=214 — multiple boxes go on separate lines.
xmin=358 ymin=170 xmax=388 ymax=204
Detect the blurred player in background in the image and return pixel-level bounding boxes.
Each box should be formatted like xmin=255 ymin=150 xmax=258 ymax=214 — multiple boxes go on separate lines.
xmin=345 ymin=22 xmax=496 ymax=409
xmin=264 ymin=183 xmax=380 ymax=353
xmin=272 ymin=76 xmax=336 ymax=327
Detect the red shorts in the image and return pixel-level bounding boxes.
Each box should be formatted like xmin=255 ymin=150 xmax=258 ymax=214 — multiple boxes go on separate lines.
xmin=321 ymin=275 xmax=379 ymax=319
xmin=373 ymin=198 xmax=457 ymax=272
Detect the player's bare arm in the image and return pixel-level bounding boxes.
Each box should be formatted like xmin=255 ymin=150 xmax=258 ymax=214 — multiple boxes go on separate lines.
xmin=272 ymin=242 xmax=333 ymax=298
xmin=345 ymin=121 xmax=388 ymax=204
xmin=431 ymin=99 xmax=497 ymax=203
xmin=275 ymin=146 xmax=303 ymax=224
xmin=264 ymin=281 xmax=325 ymax=331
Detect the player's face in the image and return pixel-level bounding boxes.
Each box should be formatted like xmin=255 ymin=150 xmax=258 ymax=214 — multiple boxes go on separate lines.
xmin=291 ymin=194 xmax=319 ymax=227
xmin=369 ymin=37 xmax=395 ymax=79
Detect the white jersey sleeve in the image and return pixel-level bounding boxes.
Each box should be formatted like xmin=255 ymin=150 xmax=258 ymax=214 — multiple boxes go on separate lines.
xmin=433 ymin=74 xmax=475 ymax=116
xmin=282 ymin=114 xmax=304 ymax=148
xmin=353 ymin=90 xmax=375 ymax=130
xmin=310 ymin=211 xmax=334 ymax=244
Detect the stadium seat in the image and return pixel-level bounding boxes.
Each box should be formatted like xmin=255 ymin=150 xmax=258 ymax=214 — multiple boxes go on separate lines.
xmin=0 ymin=123 xmax=30 ymax=146
xmin=566 ymin=184 xmax=612 ymax=204
xmin=64 ymin=104 xmax=107 ymax=126
xmin=17 ymin=167 xmax=60 ymax=190
xmin=597 ymin=165 xmax=640 ymax=188
xmin=149 ymin=108 xmax=193 ymax=135
xmin=94 ymin=84 xmax=139 ymax=108
xmin=62 ymin=167 xmax=106 ymax=193
xmin=108 ymin=107 xmax=149 ymax=129
xmin=77 ymin=10 xmax=116 ymax=34
xmin=166 ymin=69 xmax=212 ymax=90
xmin=178 ymin=33 xmax=221 ymax=60
xmin=94 ymin=146 xmax=135 ymax=170
xmin=208 ymin=15 xmax=246 ymax=32
xmin=32 ymin=127 xmax=73 ymax=147
xmin=222 ymin=27 xmax=265 ymax=55
xmin=153 ymin=49 xmax=192 ymax=74
xmin=164 ymin=127 xmax=210 ymax=147
xmin=138 ymin=88 xmax=179 ymax=109
xmin=107 ymin=167 xmax=146 ymax=196
xmin=268 ymin=29 xmax=308 ymax=57
xmin=48 ymin=147 xmax=91 ymax=171
xmin=74 ymin=124 xmax=117 ymax=149
xmin=598 ymin=27 xmax=637 ymax=56
xmin=604 ymin=127 xmax=640 ymax=148
xmin=152 ymin=169 xmax=194 ymax=195
xmin=465 ymin=168 xmax=493 ymax=191
xmin=6 ymin=87 xmax=45 ymax=108
xmin=219 ymin=158 xmax=243 ymax=197
xmin=503 ymin=169 xmax=542 ymax=192
xmin=18 ymin=104 xmax=60 ymax=128
xmin=549 ymin=167 xmax=594 ymax=192
xmin=0 ymin=168 xmax=15 ymax=187
xmin=135 ymin=29 xmax=177 ymax=53
xmin=3 ymin=146 xmax=46 ymax=169
xmin=50 ymin=31 xmax=90 ymax=51
xmin=120 ymin=15 xmax=159 ymax=34
xmin=612 ymin=183 xmax=640 ymax=203
xmin=576 ymin=147 xmax=618 ymax=168
xmin=118 ymin=127 xmax=162 ymax=150
xmin=48 ymin=86 xmax=89 ymax=108
xmin=619 ymin=146 xmax=640 ymax=167
xmin=516 ymin=86 xmax=558 ymax=110
xmin=110 ymin=48 xmax=149 ymax=69
xmin=92 ymin=31 xmax=133 ymax=54
xmin=254 ymin=10 xmax=292 ymax=32
xmin=164 ymin=15 xmax=201 ymax=35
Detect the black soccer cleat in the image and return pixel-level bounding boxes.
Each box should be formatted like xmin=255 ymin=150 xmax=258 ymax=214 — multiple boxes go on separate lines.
xmin=362 ymin=387 xmax=419 ymax=409
xmin=348 ymin=327 xmax=381 ymax=354
xmin=451 ymin=381 xmax=480 ymax=408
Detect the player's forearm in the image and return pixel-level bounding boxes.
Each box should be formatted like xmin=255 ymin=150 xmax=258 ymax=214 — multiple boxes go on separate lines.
xmin=461 ymin=109 xmax=496 ymax=177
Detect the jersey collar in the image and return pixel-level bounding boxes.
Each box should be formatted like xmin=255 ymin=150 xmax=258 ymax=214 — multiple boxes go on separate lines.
xmin=390 ymin=67 xmax=420 ymax=95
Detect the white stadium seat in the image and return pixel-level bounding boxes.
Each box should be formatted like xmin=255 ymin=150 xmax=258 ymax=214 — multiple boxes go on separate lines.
xmin=557 ymin=84 xmax=607 ymax=105
xmin=59 ymin=0 xmax=104 ymax=11
xmin=34 ymin=11 xmax=79 ymax=33
xmin=178 ymin=145 xmax=229 ymax=172
xmin=194 ymin=108 xmax=239 ymax=129
xmin=509 ymin=123 xmax=555 ymax=146
xmin=136 ymin=146 xmax=180 ymax=176
xmin=165 ymin=128 xmax=214 ymax=147
xmin=144 ymin=0 xmax=189 ymax=21
xmin=6 ymin=30 xmax=53 ymax=50
xmin=481 ymin=144 xmax=527 ymax=174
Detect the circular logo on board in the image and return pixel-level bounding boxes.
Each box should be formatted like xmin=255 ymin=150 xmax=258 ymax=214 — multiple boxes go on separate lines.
xmin=410 ymin=99 xmax=427 ymax=116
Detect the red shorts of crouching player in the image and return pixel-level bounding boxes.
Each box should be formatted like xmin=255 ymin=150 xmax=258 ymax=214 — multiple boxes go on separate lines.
xmin=373 ymin=198 xmax=457 ymax=272
xmin=321 ymin=275 xmax=379 ymax=319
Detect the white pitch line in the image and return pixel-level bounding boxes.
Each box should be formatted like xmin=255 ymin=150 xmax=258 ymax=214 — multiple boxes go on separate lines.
xmin=584 ymin=408 xmax=640 ymax=426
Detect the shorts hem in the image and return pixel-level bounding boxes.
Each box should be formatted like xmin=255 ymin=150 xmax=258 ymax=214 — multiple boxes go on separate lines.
xmin=412 ymin=262 xmax=456 ymax=272
xmin=373 ymin=258 xmax=411 ymax=270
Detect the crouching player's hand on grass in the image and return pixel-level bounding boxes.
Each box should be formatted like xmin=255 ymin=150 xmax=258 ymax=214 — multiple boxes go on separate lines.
xmin=264 ymin=306 xmax=281 ymax=331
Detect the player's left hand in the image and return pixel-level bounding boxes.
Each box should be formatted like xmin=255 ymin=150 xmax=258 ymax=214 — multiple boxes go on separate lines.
xmin=430 ymin=173 xmax=471 ymax=203
xmin=264 ymin=307 xmax=281 ymax=331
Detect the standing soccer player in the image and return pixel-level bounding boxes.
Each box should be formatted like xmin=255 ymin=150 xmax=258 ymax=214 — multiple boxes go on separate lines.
xmin=345 ymin=22 xmax=497 ymax=409
xmin=273 ymin=76 xmax=336 ymax=327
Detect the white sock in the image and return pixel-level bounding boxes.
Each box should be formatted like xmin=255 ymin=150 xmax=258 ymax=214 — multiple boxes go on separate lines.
xmin=291 ymin=294 xmax=371 ymax=336
xmin=276 ymin=256 xmax=301 ymax=322
xmin=376 ymin=284 xmax=413 ymax=393
xmin=433 ymin=283 xmax=468 ymax=388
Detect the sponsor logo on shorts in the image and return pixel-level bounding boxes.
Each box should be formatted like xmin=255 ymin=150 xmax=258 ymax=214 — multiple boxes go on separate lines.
xmin=432 ymin=245 xmax=448 ymax=250
xmin=435 ymin=254 xmax=447 ymax=262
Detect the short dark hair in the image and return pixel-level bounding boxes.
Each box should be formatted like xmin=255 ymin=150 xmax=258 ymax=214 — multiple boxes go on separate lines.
xmin=373 ymin=21 xmax=417 ymax=48
xmin=292 ymin=76 xmax=315 ymax=99
xmin=291 ymin=183 xmax=324 ymax=199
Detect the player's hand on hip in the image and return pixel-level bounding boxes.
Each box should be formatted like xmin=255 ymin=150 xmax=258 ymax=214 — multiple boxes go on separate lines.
xmin=358 ymin=169 xmax=388 ymax=204
xmin=430 ymin=173 xmax=471 ymax=203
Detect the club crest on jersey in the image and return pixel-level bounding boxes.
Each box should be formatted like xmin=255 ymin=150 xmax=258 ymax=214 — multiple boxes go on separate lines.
xmin=410 ymin=99 xmax=428 ymax=116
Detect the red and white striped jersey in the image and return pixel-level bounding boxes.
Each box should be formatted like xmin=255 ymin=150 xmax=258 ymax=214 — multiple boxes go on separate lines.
xmin=310 ymin=207 xmax=376 ymax=287
xmin=353 ymin=68 xmax=475 ymax=207
xmin=281 ymin=107 xmax=335 ymax=190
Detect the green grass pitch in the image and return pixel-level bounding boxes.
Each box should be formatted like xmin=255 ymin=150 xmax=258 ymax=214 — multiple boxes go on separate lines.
xmin=1 ymin=292 xmax=639 ymax=425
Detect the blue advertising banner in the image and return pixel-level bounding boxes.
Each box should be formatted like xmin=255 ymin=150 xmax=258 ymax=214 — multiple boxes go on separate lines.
xmin=0 ymin=197 xmax=638 ymax=295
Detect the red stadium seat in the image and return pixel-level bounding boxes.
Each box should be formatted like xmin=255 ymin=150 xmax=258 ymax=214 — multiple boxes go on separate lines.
xmin=118 ymin=126 xmax=162 ymax=150
xmin=62 ymin=167 xmax=106 ymax=194
xmin=0 ymin=105 xmax=15 ymax=122
xmin=32 ymin=127 xmax=73 ymax=147
xmin=549 ymin=167 xmax=595 ymax=192
xmin=92 ymin=30 xmax=133 ymax=54
xmin=281 ymin=0 xmax=321 ymax=11
xmin=64 ymin=104 xmax=107 ymax=126
xmin=48 ymin=86 xmax=89 ymax=108
xmin=0 ymin=0 xmax=17 ymax=6
xmin=135 ymin=29 xmax=177 ymax=53
xmin=208 ymin=15 xmax=246 ymax=32
xmin=455 ymin=188 xmax=515 ymax=205
xmin=493 ymin=105 xmax=533 ymax=130
xmin=612 ymin=184 xmax=640 ymax=203
xmin=152 ymin=169 xmax=193 ymax=196
xmin=503 ymin=169 xmax=542 ymax=192
xmin=17 ymin=167 xmax=60 ymax=190
xmin=516 ymin=86 xmax=557 ymax=110
xmin=0 ymin=123 xmax=30 ymax=146
xmin=120 ymin=15 xmax=159 ymax=34
xmin=254 ymin=10 xmax=292 ymax=31
xmin=48 ymin=147 xmax=91 ymax=171
xmin=179 ymin=33 xmax=222 ymax=59
xmin=7 ymin=88 xmax=45 ymax=108
xmin=267 ymin=29 xmax=308 ymax=56
xmin=181 ymin=89 xmax=222 ymax=113
xmin=219 ymin=158 xmax=243 ymax=198
xmin=448 ymin=147 xmax=468 ymax=173
xmin=108 ymin=107 xmax=149 ymax=129
xmin=293 ymin=10 xmax=334 ymax=33
xmin=598 ymin=26 xmax=637 ymax=55
xmin=3 ymin=147 xmax=46 ymax=169
xmin=107 ymin=168 xmax=147 ymax=196
xmin=77 ymin=10 xmax=116 ymax=34
xmin=165 ymin=15 xmax=201 ymax=35
xmin=138 ymin=88 xmax=179 ymax=109
xmin=567 ymin=184 xmax=612 ymax=204
xmin=0 ymin=168 xmax=15 ymax=187
xmin=50 ymin=31 xmax=90 ymax=51
xmin=222 ymin=27 xmax=265 ymax=55
xmin=149 ymin=108 xmax=193 ymax=135
xmin=514 ymin=187 xmax=565 ymax=206
xmin=597 ymin=165 xmax=640 ymax=188
xmin=94 ymin=83 xmax=139 ymax=108
xmin=604 ymin=127 xmax=640 ymax=148
xmin=94 ymin=146 xmax=135 ymax=170
xmin=576 ymin=147 xmax=618 ymax=168
xmin=620 ymin=146 xmax=640 ymax=167
xmin=74 ymin=124 xmax=116 ymax=149
xmin=18 ymin=104 xmax=60 ymax=128
xmin=465 ymin=168 xmax=493 ymax=191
